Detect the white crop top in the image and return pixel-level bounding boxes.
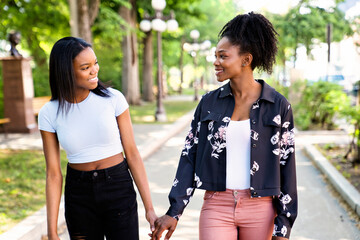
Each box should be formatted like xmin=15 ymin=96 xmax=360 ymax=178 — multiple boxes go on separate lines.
xmin=38 ymin=88 xmax=129 ymax=164
xmin=226 ymin=119 xmax=251 ymax=190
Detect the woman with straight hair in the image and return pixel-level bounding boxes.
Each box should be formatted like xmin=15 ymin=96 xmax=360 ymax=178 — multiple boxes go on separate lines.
xmin=152 ymin=12 xmax=297 ymax=240
xmin=38 ymin=36 xmax=157 ymax=240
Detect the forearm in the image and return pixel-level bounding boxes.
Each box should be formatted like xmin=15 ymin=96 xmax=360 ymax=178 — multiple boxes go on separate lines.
xmin=127 ymin=153 xmax=154 ymax=212
xmin=46 ymin=174 xmax=63 ymax=236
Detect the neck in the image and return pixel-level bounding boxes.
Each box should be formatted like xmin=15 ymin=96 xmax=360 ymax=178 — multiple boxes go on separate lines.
xmin=74 ymin=89 xmax=90 ymax=103
xmin=229 ymin=72 xmax=259 ymax=99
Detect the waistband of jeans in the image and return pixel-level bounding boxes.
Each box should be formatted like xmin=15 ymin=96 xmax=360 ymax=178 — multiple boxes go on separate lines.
xmin=66 ymin=159 xmax=128 ymax=180
xmin=225 ymin=188 xmax=251 ymax=198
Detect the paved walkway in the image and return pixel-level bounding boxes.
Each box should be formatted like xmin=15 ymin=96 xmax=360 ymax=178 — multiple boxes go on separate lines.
xmin=137 ymin=129 xmax=360 ymax=240
xmin=1 ymin=112 xmax=360 ymax=239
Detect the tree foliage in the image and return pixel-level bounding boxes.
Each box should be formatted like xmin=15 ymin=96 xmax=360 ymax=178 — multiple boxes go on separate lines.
xmin=269 ymin=1 xmax=353 ymax=66
xmin=0 ymin=0 xmax=356 ymax=99
xmin=0 ymin=0 xmax=70 ymax=96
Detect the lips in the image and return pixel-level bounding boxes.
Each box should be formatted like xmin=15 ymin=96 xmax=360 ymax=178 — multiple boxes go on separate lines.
xmin=215 ymin=69 xmax=223 ymax=75
xmin=88 ymin=76 xmax=98 ymax=83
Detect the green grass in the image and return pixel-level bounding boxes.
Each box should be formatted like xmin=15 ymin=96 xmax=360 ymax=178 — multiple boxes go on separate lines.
xmin=0 ymin=150 xmax=67 ymax=234
xmin=130 ymin=100 xmax=198 ymax=124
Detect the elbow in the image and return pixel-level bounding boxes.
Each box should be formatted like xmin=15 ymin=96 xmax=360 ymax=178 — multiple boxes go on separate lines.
xmin=46 ymin=172 xmax=63 ymax=183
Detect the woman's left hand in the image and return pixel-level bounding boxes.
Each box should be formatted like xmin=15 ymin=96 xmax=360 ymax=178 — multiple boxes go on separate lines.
xmin=146 ymin=209 xmax=158 ymax=232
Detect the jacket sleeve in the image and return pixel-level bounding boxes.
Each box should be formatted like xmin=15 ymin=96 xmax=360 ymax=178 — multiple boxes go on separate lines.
xmin=165 ymin=99 xmax=203 ymax=220
xmin=273 ymin=103 xmax=298 ymax=238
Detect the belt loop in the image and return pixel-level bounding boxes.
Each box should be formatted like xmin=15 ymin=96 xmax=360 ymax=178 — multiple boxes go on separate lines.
xmin=104 ymin=168 xmax=111 ymax=181
xmin=79 ymin=171 xmax=85 ymax=181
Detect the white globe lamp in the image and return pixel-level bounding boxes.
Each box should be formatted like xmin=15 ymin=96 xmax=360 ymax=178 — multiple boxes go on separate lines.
xmin=139 ymin=19 xmax=152 ymax=32
xmin=166 ymin=19 xmax=178 ymax=32
xmin=152 ymin=0 xmax=166 ymax=11
xmin=190 ymin=29 xmax=200 ymax=40
xmin=152 ymin=18 xmax=167 ymax=32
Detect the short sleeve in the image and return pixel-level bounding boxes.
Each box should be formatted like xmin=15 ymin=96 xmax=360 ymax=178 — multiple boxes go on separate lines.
xmin=109 ymin=88 xmax=129 ymax=116
xmin=38 ymin=103 xmax=56 ymax=133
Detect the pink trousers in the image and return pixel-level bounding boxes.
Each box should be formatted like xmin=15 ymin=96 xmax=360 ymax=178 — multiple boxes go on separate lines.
xmin=199 ymin=189 xmax=276 ymax=240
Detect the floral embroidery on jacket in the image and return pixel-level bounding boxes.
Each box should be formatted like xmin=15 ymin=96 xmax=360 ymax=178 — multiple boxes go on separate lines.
xmin=273 ymin=114 xmax=281 ymax=125
xmin=271 ymin=113 xmax=295 ymax=165
xmin=280 ymin=122 xmax=295 ymax=163
xmin=186 ymin=187 xmax=194 ymax=196
xmin=252 ymin=99 xmax=260 ymax=109
xmin=251 ymin=130 xmax=259 ymax=141
xmin=279 ymin=192 xmax=292 ymax=210
xmin=207 ymin=117 xmax=229 ymax=159
xmin=194 ymin=174 xmax=202 ymax=188
xmin=271 ymin=131 xmax=280 ymax=145
xmin=172 ymin=178 xmax=179 ymax=187
xmin=250 ymin=161 xmax=259 ymax=176
xmin=182 ymin=123 xmax=200 ymax=156
xmin=273 ymin=224 xmax=287 ymax=237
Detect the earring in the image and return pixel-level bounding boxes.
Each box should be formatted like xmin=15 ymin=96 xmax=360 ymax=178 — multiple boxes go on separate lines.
xmin=242 ymin=64 xmax=246 ymax=67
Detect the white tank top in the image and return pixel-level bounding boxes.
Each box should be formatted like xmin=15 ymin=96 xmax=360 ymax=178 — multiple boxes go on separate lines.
xmin=226 ymin=119 xmax=251 ymax=190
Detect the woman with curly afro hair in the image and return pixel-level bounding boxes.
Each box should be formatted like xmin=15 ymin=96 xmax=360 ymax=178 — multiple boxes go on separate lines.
xmin=152 ymin=12 xmax=297 ymax=240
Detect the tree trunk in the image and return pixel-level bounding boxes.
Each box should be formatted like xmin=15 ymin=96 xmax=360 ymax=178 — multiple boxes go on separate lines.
xmin=119 ymin=0 xmax=140 ymax=105
xmin=142 ymin=31 xmax=154 ymax=102
xmin=179 ymin=36 xmax=185 ymax=94
xmin=69 ymin=0 xmax=100 ymax=44
xmin=293 ymin=47 xmax=297 ymax=68
xmin=68 ymin=0 xmax=79 ymax=37
xmin=77 ymin=0 xmax=92 ymax=43
xmin=88 ymin=0 xmax=100 ymax=25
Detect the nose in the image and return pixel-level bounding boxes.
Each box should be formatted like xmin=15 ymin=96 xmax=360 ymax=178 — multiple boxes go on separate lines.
xmin=91 ymin=64 xmax=99 ymax=75
xmin=213 ymin=57 xmax=219 ymax=66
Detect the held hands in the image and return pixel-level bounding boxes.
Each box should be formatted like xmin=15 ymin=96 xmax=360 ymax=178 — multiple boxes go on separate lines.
xmin=150 ymin=215 xmax=178 ymax=240
xmin=146 ymin=209 xmax=158 ymax=233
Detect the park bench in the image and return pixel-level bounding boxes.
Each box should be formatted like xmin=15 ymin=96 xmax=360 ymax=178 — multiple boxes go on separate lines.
xmin=0 ymin=117 xmax=11 ymax=138
xmin=32 ymin=96 xmax=51 ymax=116
xmin=0 ymin=97 xmax=49 ymax=137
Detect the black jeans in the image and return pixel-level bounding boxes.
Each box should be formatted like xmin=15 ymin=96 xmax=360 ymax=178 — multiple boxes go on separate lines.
xmin=65 ymin=160 xmax=139 ymax=240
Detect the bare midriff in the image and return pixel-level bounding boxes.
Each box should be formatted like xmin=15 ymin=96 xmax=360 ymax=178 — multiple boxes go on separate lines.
xmin=68 ymin=153 xmax=124 ymax=171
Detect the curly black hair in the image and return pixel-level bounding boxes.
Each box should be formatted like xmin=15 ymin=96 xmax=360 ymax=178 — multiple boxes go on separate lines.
xmin=218 ymin=12 xmax=278 ymax=74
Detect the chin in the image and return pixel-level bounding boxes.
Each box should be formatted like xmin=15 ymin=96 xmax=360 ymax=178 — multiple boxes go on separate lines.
xmin=90 ymin=83 xmax=99 ymax=90
xmin=217 ymin=77 xmax=227 ymax=83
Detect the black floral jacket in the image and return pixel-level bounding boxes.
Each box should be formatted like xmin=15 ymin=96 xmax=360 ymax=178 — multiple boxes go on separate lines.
xmin=166 ymin=80 xmax=297 ymax=238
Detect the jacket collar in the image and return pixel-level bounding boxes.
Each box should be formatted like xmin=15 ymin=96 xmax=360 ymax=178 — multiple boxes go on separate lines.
xmin=219 ymin=79 xmax=276 ymax=103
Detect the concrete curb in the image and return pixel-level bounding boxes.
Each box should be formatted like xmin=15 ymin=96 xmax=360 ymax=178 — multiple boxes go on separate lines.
xmin=303 ymin=144 xmax=360 ymax=218
xmin=0 ymin=109 xmax=194 ymax=240
xmin=0 ymin=198 xmax=65 ymax=240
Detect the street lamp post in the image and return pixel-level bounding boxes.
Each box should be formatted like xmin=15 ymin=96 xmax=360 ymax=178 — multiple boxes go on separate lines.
xmin=139 ymin=0 xmax=178 ymax=122
xmin=183 ymin=30 xmax=212 ymax=101
xmin=190 ymin=30 xmax=200 ymax=101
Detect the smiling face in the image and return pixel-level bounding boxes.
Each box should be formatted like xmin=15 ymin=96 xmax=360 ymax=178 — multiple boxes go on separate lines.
xmin=213 ymin=37 xmax=249 ymax=82
xmin=72 ymin=47 xmax=99 ymax=99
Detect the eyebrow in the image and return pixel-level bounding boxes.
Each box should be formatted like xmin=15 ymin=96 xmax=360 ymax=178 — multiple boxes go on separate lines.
xmin=79 ymin=59 xmax=97 ymax=67
xmin=79 ymin=63 xmax=90 ymax=67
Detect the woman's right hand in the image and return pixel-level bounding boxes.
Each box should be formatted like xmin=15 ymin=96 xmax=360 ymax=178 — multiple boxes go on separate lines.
xmin=151 ymin=215 xmax=178 ymax=240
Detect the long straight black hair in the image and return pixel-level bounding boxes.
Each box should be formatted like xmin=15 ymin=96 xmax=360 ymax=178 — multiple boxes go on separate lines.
xmin=49 ymin=37 xmax=109 ymax=114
